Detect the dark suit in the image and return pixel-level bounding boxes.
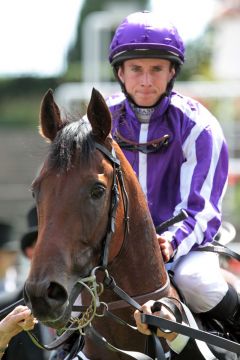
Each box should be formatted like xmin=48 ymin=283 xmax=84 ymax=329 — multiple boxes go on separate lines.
xmin=3 ymin=325 xmax=47 ymax=360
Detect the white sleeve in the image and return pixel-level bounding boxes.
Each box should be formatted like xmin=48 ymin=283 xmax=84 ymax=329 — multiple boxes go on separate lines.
xmin=166 ymin=323 xmax=190 ymax=354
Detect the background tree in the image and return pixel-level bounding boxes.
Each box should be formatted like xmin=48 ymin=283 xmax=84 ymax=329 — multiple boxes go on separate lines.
xmin=178 ymin=27 xmax=214 ymax=81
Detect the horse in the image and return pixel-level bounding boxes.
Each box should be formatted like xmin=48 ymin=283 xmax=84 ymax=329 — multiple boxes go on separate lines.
xmin=24 ymin=88 xmax=239 ymax=360
xmin=24 ymin=88 xmax=179 ymax=359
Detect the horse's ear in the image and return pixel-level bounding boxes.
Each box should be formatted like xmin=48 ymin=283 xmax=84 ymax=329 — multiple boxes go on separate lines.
xmin=87 ymin=88 xmax=112 ymax=142
xmin=39 ymin=89 xmax=63 ymax=142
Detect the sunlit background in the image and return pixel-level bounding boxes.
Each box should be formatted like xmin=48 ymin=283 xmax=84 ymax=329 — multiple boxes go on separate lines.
xmin=0 ymin=0 xmax=83 ymax=77
xmin=0 ymin=0 xmax=240 ymax=289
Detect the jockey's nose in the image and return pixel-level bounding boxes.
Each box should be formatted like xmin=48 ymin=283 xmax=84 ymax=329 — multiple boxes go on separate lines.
xmin=140 ymin=71 xmax=152 ymax=86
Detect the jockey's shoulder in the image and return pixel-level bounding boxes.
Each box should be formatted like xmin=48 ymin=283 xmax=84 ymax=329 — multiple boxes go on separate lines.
xmin=106 ymin=92 xmax=125 ymax=108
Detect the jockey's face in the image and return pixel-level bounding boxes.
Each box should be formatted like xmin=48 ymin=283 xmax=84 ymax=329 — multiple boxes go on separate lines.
xmin=117 ymin=58 xmax=175 ymax=107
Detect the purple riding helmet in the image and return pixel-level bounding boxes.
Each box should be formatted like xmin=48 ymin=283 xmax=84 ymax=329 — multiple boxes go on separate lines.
xmin=109 ymin=11 xmax=185 ymax=95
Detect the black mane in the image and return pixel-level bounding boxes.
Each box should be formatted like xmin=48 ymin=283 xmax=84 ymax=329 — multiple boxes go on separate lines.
xmin=49 ymin=117 xmax=95 ymax=170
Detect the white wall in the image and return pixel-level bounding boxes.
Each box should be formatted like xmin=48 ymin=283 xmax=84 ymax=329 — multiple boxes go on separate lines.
xmin=212 ymin=16 xmax=240 ymax=79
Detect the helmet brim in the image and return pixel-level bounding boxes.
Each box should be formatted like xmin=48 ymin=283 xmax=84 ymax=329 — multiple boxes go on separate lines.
xmin=110 ymin=49 xmax=183 ymax=67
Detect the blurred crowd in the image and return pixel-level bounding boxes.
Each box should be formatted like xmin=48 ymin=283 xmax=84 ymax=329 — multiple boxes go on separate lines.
xmin=0 ymin=206 xmax=54 ymax=360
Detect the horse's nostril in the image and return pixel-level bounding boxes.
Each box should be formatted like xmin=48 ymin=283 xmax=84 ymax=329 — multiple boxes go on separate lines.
xmin=24 ymin=280 xmax=69 ymax=323
xmin=47 ymin=282 xmax=68 ymax=302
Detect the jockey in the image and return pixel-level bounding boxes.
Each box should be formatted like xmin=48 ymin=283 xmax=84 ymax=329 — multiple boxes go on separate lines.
xmin=107 ymin=10 xmax=240 ymax=348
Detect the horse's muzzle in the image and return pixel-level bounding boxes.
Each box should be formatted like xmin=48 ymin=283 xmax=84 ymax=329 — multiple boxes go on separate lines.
xmin=24 ymin=279 xmax=71 ymax=328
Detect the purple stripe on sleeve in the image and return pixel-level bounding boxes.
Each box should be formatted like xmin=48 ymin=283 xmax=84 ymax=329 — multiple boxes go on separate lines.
xmin=202 ymin=216 xmax=221 ymax=246
xmin=187 ymin=129 xmax=212 ymax=211
xmin=210 ymin=142 xmax=228 ymax=207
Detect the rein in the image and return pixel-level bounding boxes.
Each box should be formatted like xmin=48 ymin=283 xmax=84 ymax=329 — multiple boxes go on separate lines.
xmin=25 ymin=265 xmax=240 ymax=359
xmin=25 ymin=266 xmax=170 ymax=359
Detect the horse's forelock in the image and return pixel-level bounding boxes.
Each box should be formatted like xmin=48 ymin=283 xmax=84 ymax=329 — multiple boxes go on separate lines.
xmin=49 ymin=118 xmax=95 ymax=170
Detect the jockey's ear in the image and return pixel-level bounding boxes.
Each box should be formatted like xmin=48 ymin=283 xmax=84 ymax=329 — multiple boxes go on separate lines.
xmin=39 ymin=89 xmax=63 ymax=142
xmin=87 ymin=88 xmax=112 ymax=143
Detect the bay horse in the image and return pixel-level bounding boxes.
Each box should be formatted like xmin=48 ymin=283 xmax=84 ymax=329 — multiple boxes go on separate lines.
xmin=23 ymin=88 xmax=239 ymax=359
xmin=24 ymin=88 xmax=178 ymax=359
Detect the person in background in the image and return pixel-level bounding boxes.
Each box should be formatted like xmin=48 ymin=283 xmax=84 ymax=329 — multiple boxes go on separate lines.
xmin=20 ymin=206 xmax=38 ymax=259
xmin=0 ymin=223 xmax=19 ymax=303
xmin=0 ymin=305 xmax=36 ymax=360
xmin=106 ymin=10 xmax=240 ymax=350
xmin=0 ymin=206 xmax=54 ymax=360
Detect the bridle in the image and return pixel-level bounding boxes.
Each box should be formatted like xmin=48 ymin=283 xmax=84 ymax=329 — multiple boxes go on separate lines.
xmin=95 ymin=142 xmax=129 ymax=267
xmin=59 ymin=140 xmax=131 ymax=315
xmin=65 ymin=140 xmax=170 ymax=313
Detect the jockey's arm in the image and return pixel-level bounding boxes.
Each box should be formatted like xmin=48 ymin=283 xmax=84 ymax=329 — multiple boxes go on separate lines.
xmin=158 ymin=124 xmax=228 ymax=261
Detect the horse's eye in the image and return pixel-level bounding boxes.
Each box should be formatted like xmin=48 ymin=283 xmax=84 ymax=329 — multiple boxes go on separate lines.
xmin=90 ymin=184 xmax=106 ymax=199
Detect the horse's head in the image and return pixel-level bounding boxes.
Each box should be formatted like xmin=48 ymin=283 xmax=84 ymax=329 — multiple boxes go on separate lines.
xmin=24 ymin=88 xmax=126 ymax=328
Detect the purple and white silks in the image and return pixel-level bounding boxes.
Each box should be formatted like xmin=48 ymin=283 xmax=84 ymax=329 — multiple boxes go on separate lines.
xmin=107 ymin=91 xmax=228 ymax=260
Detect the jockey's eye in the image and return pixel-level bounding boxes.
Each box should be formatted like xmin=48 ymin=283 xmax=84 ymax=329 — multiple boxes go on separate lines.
xmin=90 ymin=184 xmax=106 ymax=199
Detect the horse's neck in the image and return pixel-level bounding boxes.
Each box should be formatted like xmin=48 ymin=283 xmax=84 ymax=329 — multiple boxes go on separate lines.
xmin=109 ymin=148 xmax=168 ymax=295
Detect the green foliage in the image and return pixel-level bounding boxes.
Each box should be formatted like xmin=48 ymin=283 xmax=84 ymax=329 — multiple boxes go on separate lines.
xmin=178 ymin=28 xmax=214 ymax=81
xmin=60 ymin=62 xmax=82 ymax=82
xmin=0 ymin=77 xmax=59 ymax=98
xmin=0 ymin=96 xmax=39 ymax=127
xmin=0 ymin=77 xmax=60 ymax=127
